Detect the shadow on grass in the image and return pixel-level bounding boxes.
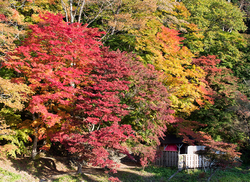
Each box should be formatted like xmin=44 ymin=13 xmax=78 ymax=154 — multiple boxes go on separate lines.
xmin=6 ymin=157 xmax=99 ymax=182
xmin=111 ymin=170 xmax=163 ymax=182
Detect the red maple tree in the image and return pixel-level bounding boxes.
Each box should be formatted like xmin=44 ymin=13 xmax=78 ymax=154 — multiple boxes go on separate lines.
xmin=4 ymin=12 xmax=104 ymax=158
xmin=5 ymin=13 xmax=135 ymax=173
xmin=53 ymin=49 xmax=135 ymax=172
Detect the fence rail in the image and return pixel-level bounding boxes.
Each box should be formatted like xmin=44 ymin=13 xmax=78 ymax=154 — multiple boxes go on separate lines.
xmin=155 ymin=151 xmax=178 ymax=167
xmin=155 ymin=151 xmax=210 ymax=169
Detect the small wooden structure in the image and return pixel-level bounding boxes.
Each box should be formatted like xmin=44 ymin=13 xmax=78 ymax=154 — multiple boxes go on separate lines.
xmin=155 ymin=135 xmax=209 ymax=169
xmin=155 ymin=151 xmax=179 ymax=167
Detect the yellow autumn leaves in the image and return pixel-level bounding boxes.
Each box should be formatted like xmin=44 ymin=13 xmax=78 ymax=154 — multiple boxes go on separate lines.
xmin=133 ymin=18 xmax=207 ymax=116
xmin=0 ymin=77 xmax=32 ymax=111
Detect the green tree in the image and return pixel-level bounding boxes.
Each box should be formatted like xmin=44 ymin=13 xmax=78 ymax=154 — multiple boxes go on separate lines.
xmin=190 ymin=55 xmax=244 ymax=145
xmin=182 ymin=0 xmax=247 ymax=69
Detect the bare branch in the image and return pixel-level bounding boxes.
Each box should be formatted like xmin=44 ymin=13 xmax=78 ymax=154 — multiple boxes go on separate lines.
xmin=70 ymin=0 xmax=74 ymax=23
xmin=61 ymin=0 xmax=69 ymax=22
xmin=78 ymin=0 xmax=86 ymax=23
xmin=86 ymin=1 xmax=115 ymax=27
xmin=167 ymin=169 xmax=183 ymax=181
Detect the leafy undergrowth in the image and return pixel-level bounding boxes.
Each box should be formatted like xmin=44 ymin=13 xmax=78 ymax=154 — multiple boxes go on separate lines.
xmin=0 ymin=156 xmax=250 ymax=182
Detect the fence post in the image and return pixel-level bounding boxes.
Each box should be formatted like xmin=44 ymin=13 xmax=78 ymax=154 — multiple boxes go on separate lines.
xmin=161 ymin=150 xmax=163 ymax=166
xmin=178 ymin=154 xmax=184 ymax=170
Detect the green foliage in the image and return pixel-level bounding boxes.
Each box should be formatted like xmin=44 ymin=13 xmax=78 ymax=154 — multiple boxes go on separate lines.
xmin=237 ymin=34 xmax=250 ymax=95
xmin=0 ymin=108 xmax=31 ymax=158
xmin=155 ymin=1 xmax=205 ymax=55
xmin=0 ymin=77 xmax=32 ymax=158
xmin=190 ymin=55 xmax=246 ymax=146
xmin=183 ymin=0 xmax=247 ymax=31
xmin=182 ymin=0 xmax=250 ymax=150
xmin=13 ymin=0 xmax=63 ymax=23
xmin=104 ymin=34 xmax=136 ymax=52
xmin=203 ymin=31 xmax=246 ymax=69
xmin=190 ymin=105 xmax=243 ymax=144
xmin=183 ymin=0 xmax=248 ymax=72
xmin=240 ymin=145 xmax=250 ymax=164
xmin=0 ymin=68 xmax=16 ymax=79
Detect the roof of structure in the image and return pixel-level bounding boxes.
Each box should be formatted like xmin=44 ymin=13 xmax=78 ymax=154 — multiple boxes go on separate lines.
xmin=160 ymin=134 xmax=183 ymax=144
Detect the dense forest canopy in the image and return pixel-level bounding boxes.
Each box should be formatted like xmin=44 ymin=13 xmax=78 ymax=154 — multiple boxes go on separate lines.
xmin=1 ymin=0 xmax=250 ymax=179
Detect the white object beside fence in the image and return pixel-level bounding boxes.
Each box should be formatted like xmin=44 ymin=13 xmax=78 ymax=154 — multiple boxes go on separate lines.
xmin=155 ymin=151 xmax=210 ymax=169
xmin=179 ymin=154 xmax=209 ymax=169
xmin=187 ymin=146 xmax=205 ymax=155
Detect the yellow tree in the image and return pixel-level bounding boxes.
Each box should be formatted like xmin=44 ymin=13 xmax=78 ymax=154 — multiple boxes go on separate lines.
xmin=55 ymin=0 xmax=203 ymax=49
xmin=0 ymin=0 xmax=33 ymax=157
xmin=0 ymin=77 xmax=32 ymax=157
xmin=7 ymin=0 xmax=63 ymax=22
xmin=133 ymin=18 xmax=211 ymax=116
xmin=156 ymin=1 xmax=205 ymax=55
xmin=0 ymin=0 xmax=27 ymax=62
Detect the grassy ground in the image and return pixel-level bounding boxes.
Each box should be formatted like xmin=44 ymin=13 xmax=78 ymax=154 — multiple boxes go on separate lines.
xmin=0 ymin=156 xmax=250 ymax=182
xmin=0 ymin=167 xmax=22 ymax=182
xmin=142 ymin=166 xmax=250 ymax=182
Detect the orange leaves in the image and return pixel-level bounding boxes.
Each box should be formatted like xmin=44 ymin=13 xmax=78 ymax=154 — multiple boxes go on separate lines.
xmin=39 ymin=143 xmax=51 ymax=151
xmin=0 ymin=4 xmax=27 ymax=62
xmin=172 ymin=2 xmax=191 ymax=19
xmin=38 ymin=128 xmax=47 ymax=140
xmin=157 ymin=26 xmax=184 ymax=54
xmin=0 ymin=144 xmax=18 ymax=154
xmin=134 ymin=20 xmax=209 ymax=116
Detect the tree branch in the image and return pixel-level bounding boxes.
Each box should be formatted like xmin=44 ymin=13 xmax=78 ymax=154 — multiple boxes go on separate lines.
xmin=61 ymin=0 xmax=69 ymax=22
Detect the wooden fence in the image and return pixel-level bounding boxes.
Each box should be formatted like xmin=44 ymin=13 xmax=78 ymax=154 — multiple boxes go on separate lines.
xmin=155 ymin=151 xmax=178 ymax=167
xmin=155 ymin=151 xmax=210 ymax=169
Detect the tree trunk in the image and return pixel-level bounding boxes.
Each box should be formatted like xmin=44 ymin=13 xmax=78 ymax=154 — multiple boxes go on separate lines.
xmin=77 ymin=161 xmax=83 ymax=174
xmin=31 ymin=133 xmax=38 ymax=160
xmin=167 ymin=169 xmax=182 ymax=181
xmin=31 ymin=113 xmax=38 ymax=160
xmin=207 ymin=168 xmax=218 ymax=182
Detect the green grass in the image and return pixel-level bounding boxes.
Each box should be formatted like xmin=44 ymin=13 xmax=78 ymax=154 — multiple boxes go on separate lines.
xmin=210 ymin=167 xmax=250 ymax=182
xmin=142 ymin=165 xmax=250 ymax=182
xmin=0 ymin=167 xmax=22 ymax=182
xmin=52 ymin=174 xmax=84 ymax=182
xmin=143 ymin=166 xmax=201 ymax=182
xmin=52 ymin=173 xmax=98 ymax=182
